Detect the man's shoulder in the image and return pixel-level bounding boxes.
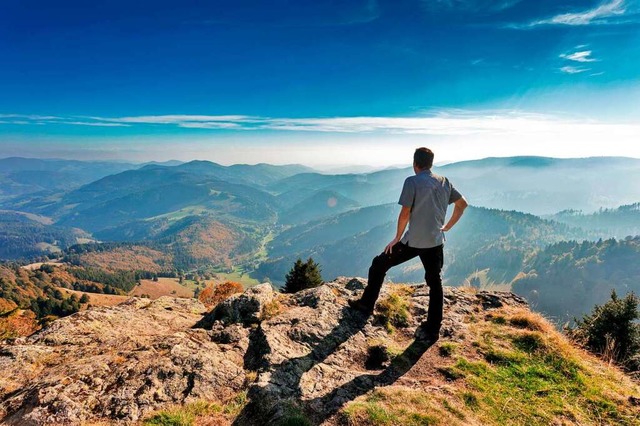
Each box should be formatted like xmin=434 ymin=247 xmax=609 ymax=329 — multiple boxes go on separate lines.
xmin=419 ymin=171 xmax=448 ymax=185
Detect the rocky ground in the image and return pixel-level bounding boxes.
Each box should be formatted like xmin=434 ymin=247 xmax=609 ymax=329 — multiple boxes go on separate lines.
xmin=1 ymin=278 xmax=638 ymax=425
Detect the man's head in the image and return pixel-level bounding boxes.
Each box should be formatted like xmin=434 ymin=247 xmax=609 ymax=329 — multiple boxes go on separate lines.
xmin=413 ymin=147 xmax=434 ymax=173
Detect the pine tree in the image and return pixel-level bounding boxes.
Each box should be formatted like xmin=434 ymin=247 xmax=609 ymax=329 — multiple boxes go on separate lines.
xmin=572 ymin=290 xmax=640 ymax=369
xmin=283 ymin=258 xmax=323 ymax=293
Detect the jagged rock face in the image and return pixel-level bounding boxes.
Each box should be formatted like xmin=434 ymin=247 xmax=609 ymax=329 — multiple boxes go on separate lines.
xmin=0 ymin=278 xmax=528 ymax=425
xmin=196 ymin=282 xmax=277 ymax=328
xmin=0 ymin=297 xmax=247 ymax=425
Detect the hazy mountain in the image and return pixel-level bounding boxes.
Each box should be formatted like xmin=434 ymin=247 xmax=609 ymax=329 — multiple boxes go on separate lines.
xmin=170 ymin=161 xmax=314 ymax=187
xmin=269 ymin=156 xmax=640 ymax=216
xmin=0 ymin=157 xmax=142 ymax=200
xmin=439 ymin=156 xmax=640 ymax=215
xmin=257 ymin=204 xmax=588 ymax=286
xmin=549 ymin=203 xmax=640 ymax=238
xmin=278 ymin=190 xmax=360 ymax=225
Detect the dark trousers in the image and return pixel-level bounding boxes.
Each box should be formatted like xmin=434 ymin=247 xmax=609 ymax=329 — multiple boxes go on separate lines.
xmin=360 ymin=242 xmax=444 ymax=332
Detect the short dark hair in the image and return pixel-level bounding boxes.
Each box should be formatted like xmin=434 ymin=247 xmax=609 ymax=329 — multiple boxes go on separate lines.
xmin=414 ymin=147 xmax=434 ymax=170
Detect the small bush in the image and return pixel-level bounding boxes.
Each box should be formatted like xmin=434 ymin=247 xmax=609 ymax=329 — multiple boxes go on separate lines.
xmin=570 ymin=290 xmax=640 ymax=370
xmin=198 ymin=281 xmax=244 ymax=308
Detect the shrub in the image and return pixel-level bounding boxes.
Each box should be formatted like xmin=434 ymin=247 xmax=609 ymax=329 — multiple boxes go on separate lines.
xmin=198 ymin=281 xmax=244 ymax=308
xmin=283 ymin=258 xmax=323 ymax=294
xmin=570 ymin=290 xmax=640 ymax=370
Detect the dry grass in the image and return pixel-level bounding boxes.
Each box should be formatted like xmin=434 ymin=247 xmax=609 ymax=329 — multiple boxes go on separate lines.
xmin=342 ymin=386 xmax=473 ymax=426
xmin=58 ymin=287 xmax=130 ymax=307
xmin=142 ymin=393 xmax=248 ymax=426
xmin=130 ymin=278 xmax=194 ymax=299
xmin=261 ymin=298 xmax=283 ymax=321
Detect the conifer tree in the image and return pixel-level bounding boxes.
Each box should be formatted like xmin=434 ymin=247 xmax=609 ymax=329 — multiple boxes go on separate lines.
xmin=572 ymin=290 xmax=640 ymax=369
xmin=283 ymin=258 xmax=323 ymax=293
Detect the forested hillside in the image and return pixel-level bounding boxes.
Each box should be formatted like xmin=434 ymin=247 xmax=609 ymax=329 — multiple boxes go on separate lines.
xmin=258 ymin=205 xmax=588 ymax=285
xmin=512 ymin=237 xmax=640 ymax=323
xmin=550 ymin=203 xmax=640 ymax=238
xmin=0 ymin=211 xmax=90 ymax=260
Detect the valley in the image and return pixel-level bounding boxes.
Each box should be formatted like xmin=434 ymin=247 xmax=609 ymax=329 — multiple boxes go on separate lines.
xmin=2 ymin=156 xmax=640 ymax=328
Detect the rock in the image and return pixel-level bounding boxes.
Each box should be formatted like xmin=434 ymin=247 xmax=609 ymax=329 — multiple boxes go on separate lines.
xmin=0 ymin=280 xmax=535 ymax=425
xmin=197 ymin=283 xmax=276 ymax=327
xmin=0 ymin=297 xmax=246 ymax=425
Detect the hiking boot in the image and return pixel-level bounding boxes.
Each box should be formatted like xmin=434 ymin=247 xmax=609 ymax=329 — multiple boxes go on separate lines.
xmin=414 ymin=323 xmax=440 ymax=343
xmin=348 ymin=299 xmax=374 ymax=316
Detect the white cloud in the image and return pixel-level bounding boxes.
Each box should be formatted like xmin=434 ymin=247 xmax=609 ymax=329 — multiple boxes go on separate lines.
xmin=96 ymin=114 xmax=253 ymax=124
xmin=520 ymin=0 xmax=629 ymax=27
xmin=560 ymin=50 xmax=598 ymax=62
xmin=560 ymin=66 xmax=590 ymax=74
xmin=65 ymin=121 xmax=131 ymax=127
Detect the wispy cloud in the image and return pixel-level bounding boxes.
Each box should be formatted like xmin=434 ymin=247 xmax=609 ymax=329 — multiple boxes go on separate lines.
xmin=560 ymin=66 xmax=590 ymax=74
xmin=560 ymin=50 xmax=598 ymax=62
xmin=3 ymin=110 xmax=639 ymax=139
xmin=514 ymin=0 xmax=631 ymax=28
xmin=96 ymin=114 xmax=252 ymax=124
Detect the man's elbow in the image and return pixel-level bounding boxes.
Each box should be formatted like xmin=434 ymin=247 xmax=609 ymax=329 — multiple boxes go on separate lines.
xmin=456 ymin=197 xmax=469 ymax=210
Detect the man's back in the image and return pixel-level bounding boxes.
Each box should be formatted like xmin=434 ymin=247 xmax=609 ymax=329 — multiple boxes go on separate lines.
xmin=399 ymin=170 xmax=461 ymax=249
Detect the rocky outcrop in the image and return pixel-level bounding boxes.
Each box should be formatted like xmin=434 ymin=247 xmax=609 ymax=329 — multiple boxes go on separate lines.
xmin=0 ymin=278 xmax=531 ymax=425
xmin=0 ymin=297 xmax=247 ymax=425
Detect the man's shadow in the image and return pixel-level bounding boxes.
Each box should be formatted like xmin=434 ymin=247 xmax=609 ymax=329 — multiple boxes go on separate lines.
xmin=233 ymin=305 xmax=435 ymax=425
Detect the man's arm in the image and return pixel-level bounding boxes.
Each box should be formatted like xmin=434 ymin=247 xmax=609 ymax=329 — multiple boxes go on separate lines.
xmin=442 ymin=197 xmax=468 ymax=232
xmin=385 ymin=206 xmax=411 ymax=254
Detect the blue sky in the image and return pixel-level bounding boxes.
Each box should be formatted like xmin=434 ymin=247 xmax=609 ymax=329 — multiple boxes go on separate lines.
xmin=1 ymin=0 xmax=639 ymax=167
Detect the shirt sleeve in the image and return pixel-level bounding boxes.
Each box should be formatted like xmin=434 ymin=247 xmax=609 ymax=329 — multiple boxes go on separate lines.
xmin=448 ymin=179 xmax=463 ymax=204
xmin=398 ymin=177 xmax=415 ymax=207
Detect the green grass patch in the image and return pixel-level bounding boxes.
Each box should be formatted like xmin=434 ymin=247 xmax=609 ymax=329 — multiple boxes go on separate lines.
xmin=438 ymin=342 xmax=458 ymax=357
xmin=451 ymin=331 xmax=634 ymax=426
xmin=278 ymin=402 xmax=312 ymax=426
xmin=143 ymin=401 xmax=222 ymax=426
xmin=143 ymin=393 xmax=247 ymax=426
xmin=342 ymin=388 xmax=443 ymax=425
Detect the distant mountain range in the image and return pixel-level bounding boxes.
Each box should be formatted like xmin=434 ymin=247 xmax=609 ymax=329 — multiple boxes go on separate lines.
xmin=1 ymin=156 xmax=639 ymax=287
xmin=2 ymin=155 xmax=640 ymax=328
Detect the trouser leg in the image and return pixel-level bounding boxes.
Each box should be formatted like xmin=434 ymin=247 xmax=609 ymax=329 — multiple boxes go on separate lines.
xmin=360 ymin=242 xmax=417 ymax=309
xmin=419 ymin=245 xmax=444 ymax=332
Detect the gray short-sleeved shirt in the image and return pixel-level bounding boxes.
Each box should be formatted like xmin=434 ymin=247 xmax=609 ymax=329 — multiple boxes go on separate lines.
xmin=398 ymin=170 xmax=462 ymax=249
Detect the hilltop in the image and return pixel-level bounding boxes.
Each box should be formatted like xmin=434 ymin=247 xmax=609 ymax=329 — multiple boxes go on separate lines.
xmin=1 ymin=278 xmax=638 ymax=425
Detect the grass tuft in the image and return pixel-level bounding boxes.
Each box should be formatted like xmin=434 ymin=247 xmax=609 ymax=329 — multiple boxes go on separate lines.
xmin=261 ymin=298 xmax=283 ymax=320
xmin=438 ymin=342 xmax=458 ymax=357
xmin=376 ymin=291 xmax=412 ymax=333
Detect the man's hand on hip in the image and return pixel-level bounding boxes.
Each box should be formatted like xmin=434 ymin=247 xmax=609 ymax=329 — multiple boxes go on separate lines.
xmin=384 ymin=237 xmax=401 ymax=254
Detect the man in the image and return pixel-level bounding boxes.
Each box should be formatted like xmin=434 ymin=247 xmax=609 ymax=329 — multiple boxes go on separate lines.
xmin=349 ymin=147 xmax=468 ymax=341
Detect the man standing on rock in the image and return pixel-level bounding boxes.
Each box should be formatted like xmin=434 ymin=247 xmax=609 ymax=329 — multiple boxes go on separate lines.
xmin=349 ymin=147 xmax=468 ymax=342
